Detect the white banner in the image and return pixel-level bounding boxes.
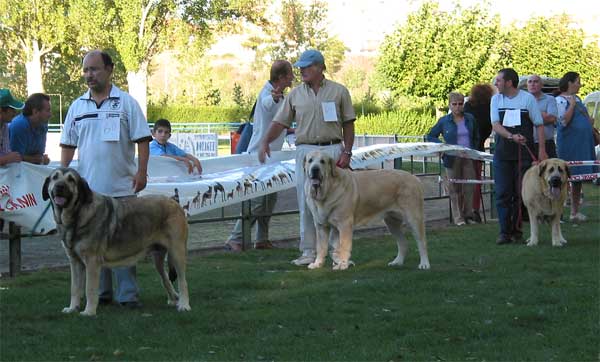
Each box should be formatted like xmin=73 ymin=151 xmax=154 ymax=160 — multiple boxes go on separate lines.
xmin=0 ymin=143 xmax=492 ymax=234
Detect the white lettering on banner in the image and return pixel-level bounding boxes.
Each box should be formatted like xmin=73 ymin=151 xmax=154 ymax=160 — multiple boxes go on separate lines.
xmin=0 ymin=143 xmax=494 ymax=233
xmin=171 ymin=133 xmax=218 ymax=158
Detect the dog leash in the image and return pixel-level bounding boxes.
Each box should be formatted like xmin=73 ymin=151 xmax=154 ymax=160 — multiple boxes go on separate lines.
xmin=30 ymin=202 xmax=52 ymax=237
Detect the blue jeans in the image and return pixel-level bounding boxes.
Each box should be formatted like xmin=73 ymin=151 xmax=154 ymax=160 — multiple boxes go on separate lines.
xmin=493 ymin=158 xmax=531 ymax=236
xmin=99 ymin=266 xmax=139 ymax=303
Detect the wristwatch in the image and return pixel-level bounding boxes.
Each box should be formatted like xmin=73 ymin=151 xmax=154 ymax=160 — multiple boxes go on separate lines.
xmin=343 ymin=150 xmax=352 ymax=156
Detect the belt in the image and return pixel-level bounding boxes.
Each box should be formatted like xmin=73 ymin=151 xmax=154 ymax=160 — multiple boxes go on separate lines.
xmin=302 ymin=139 xmax=342 ymax=146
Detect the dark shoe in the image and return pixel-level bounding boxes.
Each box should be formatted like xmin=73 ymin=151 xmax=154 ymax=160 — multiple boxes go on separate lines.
xmin=99 ymin=298 xmax=112 ymax=306
xmin=119 ymin=301 xmax=143 ymax=309
xmin=254 ymin=241 xmax=274 ymax=249
xmin=225 ymin=239 xmax=242 ymax=252
xmin=496 ymin=234 xmax=512 ymax=245
xmin=471 ymin=211 xmax=482 ymax=224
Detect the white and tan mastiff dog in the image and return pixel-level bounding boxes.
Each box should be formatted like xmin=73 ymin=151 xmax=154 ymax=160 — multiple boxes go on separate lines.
xmin=304 ymin=151 xmax=430 ymax=270
xmin=42 ymin=167 xmax=191 ymax=316
xmin=521 ymin=158 xmax=570 ymax=247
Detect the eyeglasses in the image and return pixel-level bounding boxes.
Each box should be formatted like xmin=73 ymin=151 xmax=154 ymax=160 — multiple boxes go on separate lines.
xmin=450 ymin=102 xmax=464 ymax=106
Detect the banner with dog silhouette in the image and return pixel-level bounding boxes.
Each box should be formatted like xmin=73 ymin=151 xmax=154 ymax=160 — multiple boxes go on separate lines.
xmin=1 ymin=143 xmax=492 ymax=233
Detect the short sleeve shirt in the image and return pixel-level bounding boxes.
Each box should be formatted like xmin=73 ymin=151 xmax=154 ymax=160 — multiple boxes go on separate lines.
xmin=60 ymin=85 xmax=151 ymax=197
xmin=533 ymin=93 xmax=558 ymax=143
xmin=490 ymin=90 xmax=543 ymax=126
xmin=0 ymin=123 xmax=10 ymax=155
xmin=273 ymin=79 xmax=355 ymax=145
xmin=150 ymin=139 xmax=187 ymax=157
xmin=8 ymin=113 xmax=47 ymax=156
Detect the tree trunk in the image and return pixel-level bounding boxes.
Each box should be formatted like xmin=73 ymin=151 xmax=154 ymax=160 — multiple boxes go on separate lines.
xmin=127 ymin=67 xmax=148 ymax=119
xmin=25 ymin=41 xmax=44 ymax=95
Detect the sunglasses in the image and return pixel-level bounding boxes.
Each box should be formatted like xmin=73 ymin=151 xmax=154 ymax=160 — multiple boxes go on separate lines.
xmin=451 ymin=102 xmax=464 ymax=106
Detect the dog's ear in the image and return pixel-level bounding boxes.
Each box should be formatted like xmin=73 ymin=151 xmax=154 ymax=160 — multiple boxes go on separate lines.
xmin=565 ymin=162 xmax=571 ymax=179
xmin=78 ymin=176 xmax=94 ymax=204
xmin=538 ymin=161 xmax=547 ymax=178
xmin=42 ymin=176 xmax=51 ymax=201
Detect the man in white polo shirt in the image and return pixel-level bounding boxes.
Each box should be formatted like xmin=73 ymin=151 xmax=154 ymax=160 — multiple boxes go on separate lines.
xmin=60 ymin=50 xmax=151 ymax=309
xmin=258 ymin=49 xmax=356 ymax=266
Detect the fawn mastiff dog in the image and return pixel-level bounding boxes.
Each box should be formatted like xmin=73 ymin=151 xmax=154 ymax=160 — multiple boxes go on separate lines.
xmin=42 ymin=167 xmax=190 ymax=316
xmin=304 ymin=151 xmax=430 ymax=270
xmin=521 ymin=158 xmax=570 ymax=247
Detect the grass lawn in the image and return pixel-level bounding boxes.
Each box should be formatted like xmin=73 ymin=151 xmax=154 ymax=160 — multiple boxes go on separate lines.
xmin=1 ymin=186 xmax=598 ymax=361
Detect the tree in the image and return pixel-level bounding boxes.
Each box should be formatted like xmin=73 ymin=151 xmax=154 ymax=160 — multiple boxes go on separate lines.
xmin=0 ymin=0 xmax=68 ymax=94
xmin=247 ymin=0 xmax=347 ymax=75
xmin=376 ymin=1 xmax=503 ymax=103
xmin=507 ymin=15 xmax=600 ymax=95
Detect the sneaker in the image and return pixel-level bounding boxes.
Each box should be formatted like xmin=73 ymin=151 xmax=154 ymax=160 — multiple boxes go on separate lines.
xmin=569 ymin=213 xmax=587 ymax=223
xmin=471 ymin=211 xmax=482 ymax=224
xmin=496 ymin=234 xmax=512 ymax=245
xmin=254 ymin=241 xmax=274 ymax=249
xmin=291 ymin=251 xmax=315 ymax=266
xmin=455 ymin=220 xmax=466 ymax=226
xmin=225 ymin=239 xmax=243 ymax=252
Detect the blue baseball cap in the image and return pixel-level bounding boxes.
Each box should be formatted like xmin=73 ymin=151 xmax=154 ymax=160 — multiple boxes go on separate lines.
xmin=0 ymin=89 xmax=24 ymax=109
xmin=294 ymin=49 xmax=325 ymax=68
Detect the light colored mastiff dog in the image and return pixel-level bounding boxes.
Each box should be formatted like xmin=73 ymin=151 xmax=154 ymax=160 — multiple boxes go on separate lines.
xmin=303 ymin=151 xmax=431 ymax=270
xmin=42 ymin=167 xmax=191 ymax=316
xmin=521 ymin=158 xmax=570 ymax=247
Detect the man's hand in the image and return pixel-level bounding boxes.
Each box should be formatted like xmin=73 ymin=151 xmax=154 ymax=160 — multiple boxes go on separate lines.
xmin=271 ymin=85 xmax=284 ymax=102
xmin=258 ymin=143 xmax=271 ymax=164
xmin=1 ymin=152 xmax=22 ymax=165
xmin=185 ymin=160 xmax=194 ymax=174
xmin=42 ymin=154 xmax=50 ymax=165
xmin=193 ymin=158 xmax=202 ymax=174
xmin=512 ymin=133 xmax=527 ymax=145
xmin=336 ymin=152 xmax=351 ymax=169
xmin=132 ymin=171 xmax=147 ymax=193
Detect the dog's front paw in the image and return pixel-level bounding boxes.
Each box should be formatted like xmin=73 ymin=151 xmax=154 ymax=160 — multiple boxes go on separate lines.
xmin=177 ymin=303 xmax=191 ymax=312
xmin=552 ymin=238 xmax=567 ymax=247
xmin=526 ymin=238 xmax=538 ymax=247
xmin=79 ymin=309 xmax=97 ymax=317
xmin=332 ymin=261 xmax=350 ymax=270
xmin=417 ymin=261 xmax=430 ymax=270
xmin=62 ymin=306 xmax=78 ymax=314
xmin=307 ymin=261 xmax=323 ymax=269
xmin=388 ymin=257 xmax=404 ymax=266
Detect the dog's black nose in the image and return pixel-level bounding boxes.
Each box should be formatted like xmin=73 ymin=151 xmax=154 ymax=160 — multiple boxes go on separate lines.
xmin=549 ymin=176 xmax=562 ymax=187
xmin=310 ymin=166 xmax=321 ymax=179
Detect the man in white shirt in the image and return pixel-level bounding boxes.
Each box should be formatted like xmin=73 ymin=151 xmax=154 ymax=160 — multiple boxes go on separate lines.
xmin=60 ymin=50 xmax=151 ymax=308
xmin=225 ymin=60 xmax=294 ymax=251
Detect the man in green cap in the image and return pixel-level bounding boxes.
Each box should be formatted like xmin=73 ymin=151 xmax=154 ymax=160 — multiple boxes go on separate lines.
xmin=0 ymin=89 xmax=23 ymax=166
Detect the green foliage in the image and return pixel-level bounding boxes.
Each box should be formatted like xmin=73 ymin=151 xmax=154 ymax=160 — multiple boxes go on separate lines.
xmin=507 ymin=15 xmax=600 ymax=94
xmin=376 ymin=1 xmax=503 ymax=102
xmin=251 ymin=0 xmax=347 ymax=75
xmin=355 ymin=108 xmax=437 ymax=137
xmin=147 ymin=104 xmax=251 ymax=123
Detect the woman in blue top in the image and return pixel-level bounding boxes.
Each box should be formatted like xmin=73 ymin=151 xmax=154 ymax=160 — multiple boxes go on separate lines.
xmin=427 ymin=92 xmax=479 ymax=225
xmin=555 ymin=72 xmax=597 ymax=223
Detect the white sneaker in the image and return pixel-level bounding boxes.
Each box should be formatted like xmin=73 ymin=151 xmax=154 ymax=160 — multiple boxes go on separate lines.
xmin=569 ymin=213 xmax=587 ymax=223
xmin=291 ymin=251 xmax=315 ymax=266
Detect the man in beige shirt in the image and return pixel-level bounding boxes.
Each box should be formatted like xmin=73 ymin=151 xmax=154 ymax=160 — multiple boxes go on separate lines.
xmin=258 ymin=49 xmax=356 ymax=265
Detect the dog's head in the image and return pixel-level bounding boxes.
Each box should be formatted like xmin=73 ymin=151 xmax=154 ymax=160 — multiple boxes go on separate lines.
xmin=42 ymin=167 xmax=93 ymax=210
xmin=303 ymin=151 xmax=339 ymax=200
xmin=538 ymin=158 xmax=570 ymax=200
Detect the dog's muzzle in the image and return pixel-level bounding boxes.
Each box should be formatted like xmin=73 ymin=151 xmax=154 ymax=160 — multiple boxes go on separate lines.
xmin=548 ymin=176 xmax=562 ymax=199
xmin=309 ymin=167 xmax=322 ymax=188
xmin=51 ymin=183 xmax=69 ymax=207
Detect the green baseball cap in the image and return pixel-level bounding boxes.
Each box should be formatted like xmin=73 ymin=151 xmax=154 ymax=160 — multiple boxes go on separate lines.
xmin=0 ymin=89 xmax=24 ymax=109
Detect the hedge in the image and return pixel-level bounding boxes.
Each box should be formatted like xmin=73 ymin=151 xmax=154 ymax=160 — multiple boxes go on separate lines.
xmin=354 ymin=109 xmax=437 ymax=137
xmin=147 ymin=105 xmax=252 ymax=123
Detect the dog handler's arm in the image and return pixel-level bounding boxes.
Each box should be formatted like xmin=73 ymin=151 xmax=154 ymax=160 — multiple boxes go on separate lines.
xmin=337 ymin=121 xmax=355 ymax=169
xmin=258 ymin=122 xmax=287 ymax=164
xmin=61 ymin=147 xmax=75 ymax=167
xmin=133 ymin=140 xmax=149 ymax=193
